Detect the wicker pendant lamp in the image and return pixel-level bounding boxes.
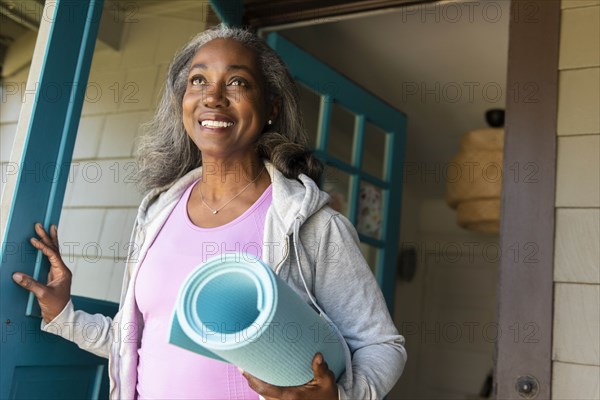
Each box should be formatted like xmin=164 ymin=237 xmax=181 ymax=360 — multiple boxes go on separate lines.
xmin=446 ymin=110 xmax=505 ymax=234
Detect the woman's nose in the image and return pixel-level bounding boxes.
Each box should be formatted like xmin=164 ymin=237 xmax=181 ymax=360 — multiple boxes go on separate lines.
xmin=203 ymin=82 xmax=229 ymax=108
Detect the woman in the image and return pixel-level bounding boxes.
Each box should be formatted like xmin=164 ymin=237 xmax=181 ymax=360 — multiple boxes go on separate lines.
xmin=13 ymin=25 xmax=406 ymax=399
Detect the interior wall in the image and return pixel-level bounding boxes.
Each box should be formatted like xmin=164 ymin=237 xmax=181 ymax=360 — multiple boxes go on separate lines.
xmin=0 ymin=6 xmax=206 ymax=302
xmin=391 ymin=200 xmax=498 ymax=400
xmin=552 ymin=1 xmax=600 ymax=398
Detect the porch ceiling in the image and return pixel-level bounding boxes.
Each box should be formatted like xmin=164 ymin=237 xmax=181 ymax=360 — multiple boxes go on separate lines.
xmin=0 ymin=0 xmax=44 ymax=74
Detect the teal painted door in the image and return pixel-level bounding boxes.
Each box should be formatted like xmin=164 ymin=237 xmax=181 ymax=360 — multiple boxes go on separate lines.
xmin=267 ymin=33 xmax=407 ymax=310
xmin=0 ymin=1 xmax=118 ymax=398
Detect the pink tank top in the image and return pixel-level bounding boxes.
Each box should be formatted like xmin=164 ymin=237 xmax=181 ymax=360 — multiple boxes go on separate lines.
xmin=135 ymin=178 xmax=272 ymax=399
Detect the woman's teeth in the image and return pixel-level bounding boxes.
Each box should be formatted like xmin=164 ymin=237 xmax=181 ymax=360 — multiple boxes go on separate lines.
xmin=201 ymin=120 xmax=234 ymax=128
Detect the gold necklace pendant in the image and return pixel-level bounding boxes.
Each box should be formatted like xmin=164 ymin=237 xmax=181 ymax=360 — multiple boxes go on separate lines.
xmin=200 ymin=166 xmax=265 ymax=215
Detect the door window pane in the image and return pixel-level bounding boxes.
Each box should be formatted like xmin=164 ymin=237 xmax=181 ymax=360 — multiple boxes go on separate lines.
xmin=362 ymin=122 xmax=388 ymax=180
xmin=357 ymin=181 xmax=384 ymax=240
xmin=326 ymin=102 xmax=356 ymax=165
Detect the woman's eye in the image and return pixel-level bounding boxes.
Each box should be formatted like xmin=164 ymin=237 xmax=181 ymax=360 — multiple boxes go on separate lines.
xmin=191 ymin=77 xmax=207 ymax=86
xmin=229 ymin=78 xmax=248 ymax=87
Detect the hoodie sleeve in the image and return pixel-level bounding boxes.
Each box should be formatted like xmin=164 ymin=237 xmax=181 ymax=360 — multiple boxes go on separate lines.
xmin=37 ymin=218 xmax=142 ymax=360
xmin=314 ymin=213 xmax=407 ymax=399
xmin=40 ymin=299 xmax=115 ymax=359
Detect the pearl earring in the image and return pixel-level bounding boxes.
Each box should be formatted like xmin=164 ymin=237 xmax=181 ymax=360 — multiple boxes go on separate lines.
xmin=267 ymin=119 xmax=272 ymax=125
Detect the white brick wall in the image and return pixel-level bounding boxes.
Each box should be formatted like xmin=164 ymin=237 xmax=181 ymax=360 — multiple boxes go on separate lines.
xmin=553 ymin=1 xmax=600 ymax=397
xmin=67 ymin=13 xmax=205 ymax=302
xmin=1 ymin=67 xmax=30 ymax=198
xmin=1 ymin=9 xmax=206 ymax=303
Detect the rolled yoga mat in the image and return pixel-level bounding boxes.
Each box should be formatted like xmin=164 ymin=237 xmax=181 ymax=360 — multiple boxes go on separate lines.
xmin=169 ymin=253 xmax=346 ymax=386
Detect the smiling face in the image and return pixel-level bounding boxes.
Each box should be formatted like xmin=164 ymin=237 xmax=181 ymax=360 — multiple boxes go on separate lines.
xmin=182 ymin=38 xmax=275 ymax=162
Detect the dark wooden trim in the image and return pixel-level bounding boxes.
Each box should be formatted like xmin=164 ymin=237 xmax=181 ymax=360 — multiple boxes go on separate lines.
xmin=495 ymin=1 xmax=560 ymax=399
xmin=244 ymin=0 xmax=436 ymax=27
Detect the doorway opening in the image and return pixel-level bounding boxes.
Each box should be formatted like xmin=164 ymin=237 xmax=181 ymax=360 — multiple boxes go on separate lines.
xmin=265 ymin=1 xmax=509 ymax=398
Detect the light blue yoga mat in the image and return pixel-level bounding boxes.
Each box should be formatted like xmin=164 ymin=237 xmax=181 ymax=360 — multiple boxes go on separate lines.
xmin=169 ymin=254 xmax=346 ymax=386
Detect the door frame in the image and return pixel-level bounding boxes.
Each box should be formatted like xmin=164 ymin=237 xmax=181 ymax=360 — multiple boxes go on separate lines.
xmin=495 ymin=1 xmax=559 ymax=399
xmin=236 ymin=0 xmax=561 ymax=398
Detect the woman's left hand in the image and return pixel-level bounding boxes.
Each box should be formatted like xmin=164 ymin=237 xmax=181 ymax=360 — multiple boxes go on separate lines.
xmin=241 ymin=353 xmax=339 ymax=400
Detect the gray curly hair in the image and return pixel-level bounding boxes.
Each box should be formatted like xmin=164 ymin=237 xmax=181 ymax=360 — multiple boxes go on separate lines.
xmin=134 ymin=24 xmax=323 ymax=193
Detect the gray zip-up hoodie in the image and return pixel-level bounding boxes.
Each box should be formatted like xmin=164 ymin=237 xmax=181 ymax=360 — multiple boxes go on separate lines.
xmin=42 ymin=161 xmax=406 ymax=399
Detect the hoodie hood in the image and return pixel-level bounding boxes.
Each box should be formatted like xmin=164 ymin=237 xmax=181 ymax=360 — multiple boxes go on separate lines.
xmin=264 ymin=162 xmax=330 ymax=234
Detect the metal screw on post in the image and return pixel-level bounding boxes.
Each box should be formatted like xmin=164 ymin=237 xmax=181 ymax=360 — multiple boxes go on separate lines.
xmin=515 ymin=375 xmax=539 ymax=399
